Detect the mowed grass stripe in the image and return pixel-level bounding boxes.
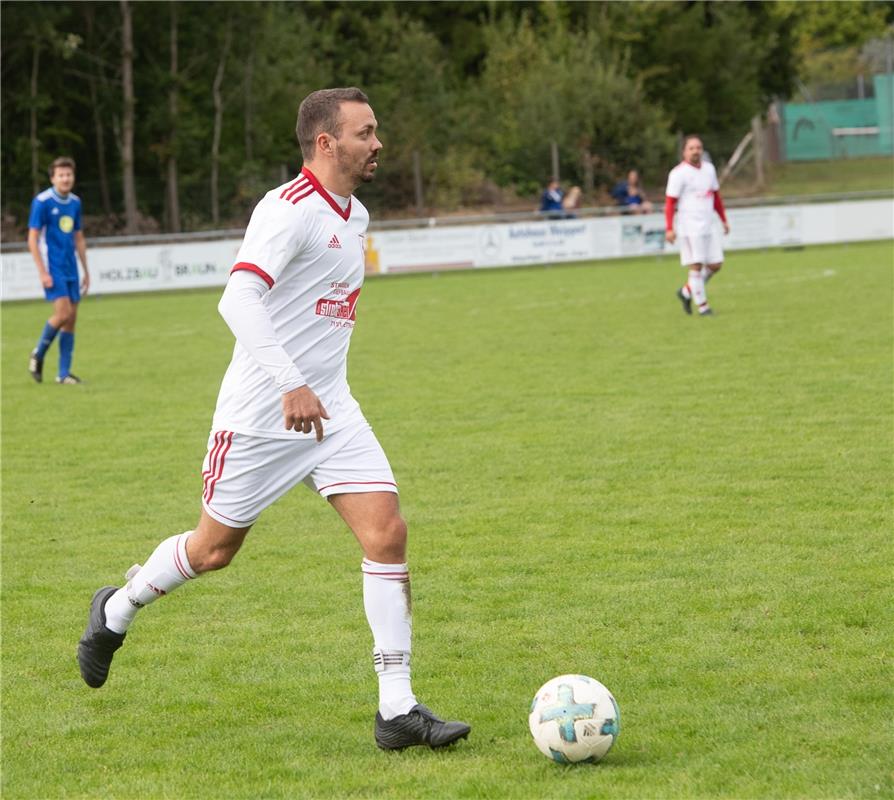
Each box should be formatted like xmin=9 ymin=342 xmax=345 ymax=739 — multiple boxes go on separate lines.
xmin=2 ymin=241 xmax=891 ymax=799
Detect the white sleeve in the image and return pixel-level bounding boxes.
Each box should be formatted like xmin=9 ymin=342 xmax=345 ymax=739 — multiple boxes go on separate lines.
xmin=232 ymin=195 xmax=307 ymax=286
xmin=217 ymin=270 xmax=306 ymax=394
xmin=665 ymin=168 xmax=682 ymax=198
xmin=709 ymin=164 xmax=720 ymax=191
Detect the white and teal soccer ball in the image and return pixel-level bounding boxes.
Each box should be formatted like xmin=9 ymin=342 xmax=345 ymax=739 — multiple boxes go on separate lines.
xmin=528 ymin=674 xmax=620 ymax=764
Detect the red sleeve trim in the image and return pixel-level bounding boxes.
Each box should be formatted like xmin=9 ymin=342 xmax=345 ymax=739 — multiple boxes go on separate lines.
xmin=713 ymin=192 xmax=727 ymax=223
xmin=664 ymin=196 xmax=677 ymax=231
xmin=231 ymin=262 xmax=274 ymax=288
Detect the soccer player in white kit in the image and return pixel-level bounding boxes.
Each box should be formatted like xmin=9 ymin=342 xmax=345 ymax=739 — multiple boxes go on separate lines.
xmin=77 ymin=88 xmax=471 ymax=751
xmin=664 ymin=135 xmax=730 ymax=316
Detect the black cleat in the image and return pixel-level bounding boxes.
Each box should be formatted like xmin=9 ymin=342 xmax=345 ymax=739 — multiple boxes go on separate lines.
xmin=29 ymin=350 xmax=43 ymax=382
xmin=77 ymin=586 xmax=126 ymax=688
xmin=676 ymin=288 xmax=692 ymax=315
xmin=699 ymin=307 xmax=714 ymax=316
xmin=375 ymin=704 xmax=471 ymax=751
xmin=56 ymin=374 xmax=83 ymax=385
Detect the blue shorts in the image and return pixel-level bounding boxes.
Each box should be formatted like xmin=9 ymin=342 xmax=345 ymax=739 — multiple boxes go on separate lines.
xmin=44 ymin=277 xmax=80 ymax=303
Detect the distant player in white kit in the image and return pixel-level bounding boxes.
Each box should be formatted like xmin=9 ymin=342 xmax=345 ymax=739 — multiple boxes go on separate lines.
xmin=665 ymin=135 xmax=730 ymax=316
xmin=77 ymin=88 xmax=471 ymax=752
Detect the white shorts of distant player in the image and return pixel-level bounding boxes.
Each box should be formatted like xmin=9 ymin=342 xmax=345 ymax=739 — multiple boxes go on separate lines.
xmin=678 ymin=230 xmax=724 ymax=267
xmin=200 ymin=417 xmax=397 ymax=528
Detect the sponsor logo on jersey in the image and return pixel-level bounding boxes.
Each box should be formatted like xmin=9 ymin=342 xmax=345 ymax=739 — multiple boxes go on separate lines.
xmin=315 ymin=287 xmax=361 ymax=320
xmin=59 ymin=215 xmax=74 ymax=233
xmin=328 ymin=234 xmax=342 ymax=249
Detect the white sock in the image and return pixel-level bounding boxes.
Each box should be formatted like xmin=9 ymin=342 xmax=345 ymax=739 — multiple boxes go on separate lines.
xmin=362 ymin=558 xmax=417 ymax=720
xmin=680 ymin=282 xmax=692 ymax=300
xmin=688 ymin=268 xmax=708 ymax=311
xmin=104 ymin=532 xmax=197 ymax=634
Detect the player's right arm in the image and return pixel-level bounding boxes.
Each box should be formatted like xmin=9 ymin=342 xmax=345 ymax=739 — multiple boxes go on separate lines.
xmin=664 ymin=168 xmax=681 ymax=244
xmin=218 ymin=270 xmax=330 ymax=440
xmin=664 ymin=197 xmax=678 ymax=244
xmin=27 ymin=199 xmax=53 ymax=288
xmin=219 ymin=195 xmax=329 ymax=441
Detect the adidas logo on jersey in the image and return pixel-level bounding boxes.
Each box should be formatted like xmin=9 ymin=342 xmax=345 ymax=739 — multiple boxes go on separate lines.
xmin=328 ymin=235 xmax=341 ymax=249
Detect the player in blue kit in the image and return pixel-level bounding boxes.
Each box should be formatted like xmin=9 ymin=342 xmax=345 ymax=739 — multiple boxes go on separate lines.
xmin=27 ymin=157 xmax=90 ymax=384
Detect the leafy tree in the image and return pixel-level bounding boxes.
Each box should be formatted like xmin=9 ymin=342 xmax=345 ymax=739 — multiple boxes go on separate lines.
xmin=3 ymin=0 xmax=860 ymax=233
xmin=478 ymin=11 xmax=674 ymax=196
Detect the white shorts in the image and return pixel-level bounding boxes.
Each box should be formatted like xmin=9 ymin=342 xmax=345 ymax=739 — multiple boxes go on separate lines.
xmin=679 ymin=231 xmax=723 ymax=266
xmin=200 ymin=419 xmax=397 ymax=528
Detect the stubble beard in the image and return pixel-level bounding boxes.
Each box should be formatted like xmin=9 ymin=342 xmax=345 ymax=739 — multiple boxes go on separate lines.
xmin=336 ymin=147 xmax=377 ymax=188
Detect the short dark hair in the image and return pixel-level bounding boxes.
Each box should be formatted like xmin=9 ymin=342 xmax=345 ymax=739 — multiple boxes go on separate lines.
xmin=49 ymin=156 xmax=76 ymax=178
xmin=296 ymin=88 xmax=370 ymax=160
xmin=682 ymin=134 xmax=703 ymax=149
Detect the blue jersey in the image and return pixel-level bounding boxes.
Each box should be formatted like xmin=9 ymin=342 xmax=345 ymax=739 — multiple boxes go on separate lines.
xmin=540 ymin=188 xmax=564 ymax=212
xmin=29 ymin=188 xmax=82 ymax=279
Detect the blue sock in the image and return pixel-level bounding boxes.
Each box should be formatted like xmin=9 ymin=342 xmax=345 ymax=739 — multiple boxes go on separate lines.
xmin=35 ymin=322 xmax=59 ymax=358
xmin=58 ymin=331 xmax=75 ymax=378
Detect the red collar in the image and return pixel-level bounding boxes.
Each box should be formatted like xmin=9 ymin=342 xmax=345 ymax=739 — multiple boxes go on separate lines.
xmin=301 ymin=166 xmax=352 ymax=221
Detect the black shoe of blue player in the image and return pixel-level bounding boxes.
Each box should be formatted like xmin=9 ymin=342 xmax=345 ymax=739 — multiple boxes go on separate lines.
xmin=29 ymin=350 xmax=43 ymax=382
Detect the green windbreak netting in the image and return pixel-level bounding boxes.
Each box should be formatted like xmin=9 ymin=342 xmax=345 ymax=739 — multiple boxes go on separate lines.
xmin=781 ymin=74 xmax=894 ymax=161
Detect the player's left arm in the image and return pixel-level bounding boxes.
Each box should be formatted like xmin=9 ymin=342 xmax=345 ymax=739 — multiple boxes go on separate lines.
xmin=711 ymin=170 xmax=730 ymax=235
xmin=75 ymin=230 xmax=89 ymax=294
xmin=713 ymin=193 xmax=729 ymax=235
xmin=74 ymin=201 xmax=89 ymax=294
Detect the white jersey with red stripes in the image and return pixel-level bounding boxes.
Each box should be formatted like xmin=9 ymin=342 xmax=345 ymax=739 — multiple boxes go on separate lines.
xmin=212 ymin=166 xmax=369 ymax=438
xmin=665 ymin=160 xmax=720 ymax=236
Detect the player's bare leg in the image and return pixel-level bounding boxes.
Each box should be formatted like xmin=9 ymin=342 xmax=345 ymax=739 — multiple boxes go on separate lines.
xmin=702 ymin=262 xmax=721 ymax=285
xmin=77 ymin=510 xmax=251 ymax=688
xmin=329 ymin=491 xmax=470 ymax=750
xmin=698 ymin=262 xmax=721 ymax=315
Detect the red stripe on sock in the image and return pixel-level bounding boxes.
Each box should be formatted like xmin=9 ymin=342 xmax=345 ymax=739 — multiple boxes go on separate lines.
xmin=173 ymin=533 xmax=193 ymax=580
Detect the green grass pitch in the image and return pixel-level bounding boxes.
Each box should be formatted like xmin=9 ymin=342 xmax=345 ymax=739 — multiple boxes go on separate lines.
xmin=2 ymin=241 xmax=891 ymax=799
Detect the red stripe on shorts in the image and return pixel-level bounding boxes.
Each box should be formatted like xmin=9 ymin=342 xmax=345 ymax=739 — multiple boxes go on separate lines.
xmin=202 ymin=432 xmax=226 ymax=498
xmin=204 ymin=431 xmax=233 ymax=503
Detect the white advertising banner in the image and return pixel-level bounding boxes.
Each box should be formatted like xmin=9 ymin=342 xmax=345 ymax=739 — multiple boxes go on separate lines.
xmin=2 ymin=199 xmax=891 ymax=300
xmin=1 ymin=239 xmax=242 ymax=301
xmin=367 ymin=199 xmax=892 ymax=275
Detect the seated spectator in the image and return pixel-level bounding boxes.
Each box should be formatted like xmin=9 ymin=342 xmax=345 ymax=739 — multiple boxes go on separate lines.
xmin=611 ymin=169 xmax=653 ymax=214
xmin=562 ymin=186 xmax=582 ymax=217
xmin=539 ymin=178 xmax=565 ymax=218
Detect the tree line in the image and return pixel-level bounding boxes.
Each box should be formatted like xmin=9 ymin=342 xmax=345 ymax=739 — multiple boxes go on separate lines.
xmin=2 ymin=1 xmax=890 ymax=236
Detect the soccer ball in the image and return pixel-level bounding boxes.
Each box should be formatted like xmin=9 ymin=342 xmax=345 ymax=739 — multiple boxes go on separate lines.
xmin=528 ymin=674 xmax=620 ymax=764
